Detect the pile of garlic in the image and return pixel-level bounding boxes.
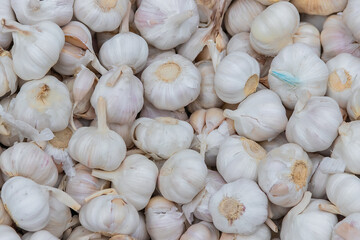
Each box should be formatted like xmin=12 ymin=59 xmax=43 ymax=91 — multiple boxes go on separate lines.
xmin=1 ymin=0 xmax=360 ymax=239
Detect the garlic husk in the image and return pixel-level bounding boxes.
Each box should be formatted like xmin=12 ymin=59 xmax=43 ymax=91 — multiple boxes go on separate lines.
xmin=224 ymin=89 xmax=288 ymax=142
xmin=0 ymin=49 xmax=18 ymax=97
xmin=131 ymin=212 xmax=149 ymax=240
xmin=250 ymin=1 xmax=300 ymax=56
xmin=258 ymin=143 xmax=312 ymax=207
xmin=10 ymin=0 xmax=74 ymax=26
xmin=142 ymin=54 xmax=201 ymax=111
xmin=292 ymin=0 xmax=347 ymax=15
xmin=1 ymin=19 xmax=64 ymax=80
xmin=293 ymin=22 xmax=321 ymax=56
xmin=131 ymin=117 xmax=193 ymax=160
xmin=134 ymin=0 xmax=199 ymax=50
xmin=209 ymin=178 xmax=268 ymax=234
xmin=217 ymin=135 xmax=266 ymax=182
xmin=180 ymin=221 xmax=219 ymax=240
xmin=0 ymin=0 xmax=15 ymax=49
xmin=91 ymin=65 xmax=144 ymax=125
xmin=285 ymin=95 xmax=343 ymax=152
xmin=145 ymin=196 xmax=185 ymax=240
xmin=268 ymin=43 xmax=329 ymax=109
xmin=281 ymin=192 xmax=338 ymax=240
xmin=347 ymin=88 xmax=360 ymax=120
xmin=74 ymin=0 xmax=129 ymax=32
xmin=341 ymin=0 xmax=360 ymax=42
xmin=158 ymin=149 xmax=208 ymax=204
xmin=23 ymin=230 xmax=59 ymax=240
xmin=332 ymin=213 xmax=360 ymax=240
xmin=182 ymin=169 xmax=226 ymax=223
xmin=0 ymin=225 xmax=21 ymax=240
xmin=92 ymin=154 xmax=158 ymax=210
xmin=10 ymin=75 xmax=72 ymax=132
xmin=139 ymin=99 xmax=188 ymax=121
xmin=0 ymin=142 xmax=58 ymax=186
xmin=0 ymin=199 xmax=12 ymax=226
xmin=220 ymin=224 xmax=271 ymax=240
xmin=65 ymin=226 xmax=106 ymax=240
xmin=260 ymin=132 xmax=288 ymax=152
xmin=254 ymin=0 xmax=289 ymax=5
xmin=214 ymin=51 xmax=260 ymax=104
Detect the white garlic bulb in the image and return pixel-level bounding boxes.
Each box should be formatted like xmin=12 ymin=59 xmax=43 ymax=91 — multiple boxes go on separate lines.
xmin=307 ymin=154 xmax=328 ymax=199
xmin=180 ymin=221 xmax=219 ymax=240
xmin=131 ymin=212 xmax=150 ymax=240
xmin=220 ymin=224 xmax=271 ymax=240
xmin=140 ymin=99 xmax=188 ymax=121
xmin=224 ymin=89 xmax=288 ymax=142
xmin=91 ymin=65 xmax=144 ymax=125
xmin=23 ymin=230 xmax=59 ymax=240
xmin=68 ymin=97 xmax=126 ymax=171
xmin=332 ymin=213 xmax=360 ymax=239
xmin=142 ymin=54 xmax=201 ymax=111
xmin=209 ymin=178 xmax=268 ymax=234
xmin=268 ymin=43 xmax=329 ymax=109
xmin=0 ymin=199 xmax=12 ymax=226
xmin=0 ymin=49 xmax=17 ymax=97
xmin=347 ymin=88 xmax=360 ymax=120
xmin=131 ymin=117 xmax=193 ymax=159
xmin=74 ymin=0 xmax=129 ymax=32
xmin=0 ymin=225 xmax=20 ymax=240
xmin=292 ymin=0 xmax=347 ymax=15
xmin=135 ymin=0 xmax=199 ymax=50
xmin=286 ymin=95 xmax=343 ymax=152
xmin=217 ymin=135 xmax=266 ymax=182
xmin=343 ymin=0 xmax=360 ymax=42
xmin=158 ymin=149 xmax=207 ymax=204
xmin=145 ymin=196 xmax=185 ymax=240
xmin=250 ymin=1 xmax=300 ymax=56
xmin=214 ymin=51 xmax=259 ymax=104
xmin=258 ymin=143 xmax=312 ymax=207
xmin=260 ymin=132 xmax=288 ymax=152
xmin=11 ymin=0 xmax=74 ymax=26
xmin=293 ymin=22 xmax=321 ymax=56
xmin=0 ymin=0 xmax=15 ymax=49
xmin=1 ymin=19 xmax=64 ymax=80
xmin=0 ymin=142 xmax=58 ymax=186
xmin=281 ymin=192 xmax=338 ymax=240
xmin=92 ymin=154 xmax=158 ymax=210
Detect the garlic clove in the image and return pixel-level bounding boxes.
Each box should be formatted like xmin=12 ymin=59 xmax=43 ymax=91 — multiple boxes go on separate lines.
xmin=189 ymin=109 xmax=206 ymax=134
xmin=292 ymin=0 xmax=347 ymax=15
xmin=293 ymin=22 xmax=321 ymax=56
xmin=0 ymin=225 xmax=21 ymax=240
xmin=347 ymin=88 xmax=360 ymax=120
xmin=180 ymin=221 xmax=219 ymax=240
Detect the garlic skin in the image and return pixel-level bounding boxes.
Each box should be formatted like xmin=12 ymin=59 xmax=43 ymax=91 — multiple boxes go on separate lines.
xmin=217 ymin=136 xmax=266 ymax=182
xmin=180 ymin=221 xmax=219 ymax=240
xmin=214 ymin=52 xmax=260 ymax=104
xmin=11 ymin=0 xmax=74 ymax=26
xmin=0 ymin=199 xmax=12 ymax=226
xmin=347 ymin=88 xmax=360 ymax=120
xmin=260 ymin=132 xmax=288 ymax=152
xmin=0 ymin=142 xmax=58 ymax=186
xmin=142 ymin=54 xmax=201 ymax=111
xmin=286 ymin=95 xmax=343 ymax=152
xmin=99 ymin=32 xmax=148 ymax=74
xmin=332 ymin=213 xmax=360 ymax=240
xmin=145 ymin=196 xmax=185 ymax=240
xmin=0 ymin=0 xmax=15 ymax=49
xmin=281 ymin=192 xmax=338 ymax=240
xmin=0 ymin=225 xmax=21 ymax=240
xmin=0 ymin=49 xmax=17 ymax=97
xmin=65 ymin=226 xmax=105 ymax=240
xmin=255 ymin=0 xmax=289 ymax=5
xmin=224 ymin=89 xmax=288 ymax=142
xmin=140 ymin=99 xmax=188 ymax=121
xmin=307 ymin=154 xmax=328 ymax=199
xmin=293 ymin=22 xmax=321 ymax=56
xmin=219 ymin=224 xmax=271 ymax=240
xmin=158 ymin=149 xmax=208 ymax=204
xmin=292 ymin=0 xmax=347 ymax=15
xmin=342 ymin=0 xmax=360 ymax=42
xmin=250 ymin=2 xmax=300 ymax=56
xmin=131 ymin=212 xmax=150 ymax=240
xmin=209 ymin=179 xmax=268 ymax=234
xmin=134 ymin=0 xmax=199 ymax=50
xmin=258 ymin=143 xmax=312 ymax=207
xmin=131 ymin=117 xmax=193 ymax=159
xmin=1 ymin=19 xmax=64 ymax=80
xmin=74 ymin=0 xmax=129 ymax=32
xmin=268 ymin=43 xmax=329 ymax=109
xmin=23 ymin=230 xmax=59 ymax=240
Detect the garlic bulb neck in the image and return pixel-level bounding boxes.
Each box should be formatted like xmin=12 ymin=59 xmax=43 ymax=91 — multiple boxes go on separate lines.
xmin=1 ymin=19 xmax=32 ymax=35
xmin=96 ymin=97 xmax=110 ymax=132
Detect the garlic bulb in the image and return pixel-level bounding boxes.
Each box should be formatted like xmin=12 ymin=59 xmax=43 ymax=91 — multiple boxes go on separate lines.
xmin=292 ymin=0 xmax=347 ymax=15
xmin=258 ymin=143 xmax=312 ymax=207
xmin=347 ymin=88 xmax=360 ymax=120
xmin=92 ymin=154 xmax=158 ymax=210
xmin=250 ymin=2 xmax=300 ymax=56
xmin=182 ymin=170 xmax=226 ymax=223
xmin=99 ymin=32 xmax=148 ymax=74
xmin=10 ymin=75 xmax=72 ymax=132
xmin=180 ymin=221 xmax=219 ymax=240
xmin=219 ymin=224 xmax=271 ymax=240
xmin=145 ymin=196 xmax=185 ymax=240
xmin=140 ymin=99 xmax=188 ymax=121
xmin=158 ymin=149 xmax=207 ymax=204
xmin=23 ymin=230 xmax=59 ymax=240
xmin=0 ymin=142 xmax=58 ymax=186
xmin=260 ymin=132 xmax=288 ymax=152
xmin=11 ymin=0 xmax=74 ymax=26
xmin=91 ymin=65 xmax=143 ymax=124
xmin=131 ymin=117 xmax=193 ymax=159
xmin=342 ymin=0 xmax=360 ymax=42
xmin=0 ymin=199 xmax=12 ymax=226
xmin=209 ymin=178 xmax=268 ymax=234
xmin=332 ymin=213 xmax=360 ymax=240
xmin=135 ymin=0 xmax=199 ymax=50
xmin=131 ymin=212 xmax=149 ymax=240
xmin=142 ymin=54 xmax=201 ymax=111
xmin=0 ymin=0 xmax=15 ymax=49
xmin=214 ymin=51 xmax=259 ymax=104
xmin=0 ymin=225 xmax=20 ymax=240
xmin=286 ymin=95 xmax=343 ymax=152
xmin=74 ymin=0 xmax=129 ymax=32
xmin=307 ymin=154 xmax=328 ymax=199
xmin=0 ymin=48 xmax=17 ymax=97
xmin=1 ymin=19 xmax=64 ymax=80
xmin=268 ymin=43 xmax=329 ymax=109
xmin=79 ymin=191 xmax=139 ymax=236
xmin=293 ymin=22 xmax=321 ymax=56
xmin=68 ymin=97 xmax=127 ymax=171
xmin=281 ymin=192 xmax=338 ymax=240
xmin=224 ymin=89 xmax=288 ymax=142
xmin=217 ymin=135 xmax=266 ymax=182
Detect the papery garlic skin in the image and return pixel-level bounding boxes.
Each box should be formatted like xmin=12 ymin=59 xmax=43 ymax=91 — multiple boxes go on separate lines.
xmin=268 ymin=43 xmax=329 ymax=109
xmin=343 ymin=0 xmax=360 ymax=42
xmin=209 ymin=179 xmax=268 ymax=234
xmin=131 ymin=212 xmax=150 ymax=240
xmin=332 ymin=213 xmax=360 ymax=240
xmin=224 ymin=89 xmax=288 ymax=142
xmin=180 ymin=221 xmax=219 ymax=240
xmin=140 ymin=99 xmax=188 ymax=121
xmin=220 ymin=224 xmax=271 ymax=240
xmin=258 ymin=143 xmax=312 ymax=207
xmin=142 ymin=54 xmax=201 ymax=111
xmin=135 ymin=0 xmax=199 ymax=50
xmin=292 ymin=0 xmax=347 ymax=15
xmin=293 ymin=22 xmax=321 ymax=56
xmin=214 ymin=52 xmax=260 ymax=104
xmin=0 ymin=1 xmax=15 ymax=49
xmin=65 ymin=226 xmax=105 ymax=240
xmin=11 ymin=0 xmax=74 ymax=26
xmin=74 ymin=0 xmax=129 ymax=32
xmin=0 ymin=200 xmax=12 ymax=226
xmin=0 ymin=50 xmax=17 ymax=97
xmin=0 ymin=225 xmax=21 ymax=240
xmin=158 ymin=149 xmax=207 ymax=204
xmin=347 ymin=88 xmax=360 ymax=120
xmin=250 ymin=1 xmax=299 ymax=56
xmin=307 ymin=154 xmax=328 ymax=199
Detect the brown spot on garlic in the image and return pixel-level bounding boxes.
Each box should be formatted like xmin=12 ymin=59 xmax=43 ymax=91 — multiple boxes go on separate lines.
xmin=37 ymin=84 xmax=50 ymax=102
xmin=98 ymin=0 xmax=118 ymax=11
xmin=244 ymin=74 xmax=259 ymax=96
xmin=157 ymin=117 xmax=179 ymax=125
xmin=241 ymin=137 xmax=266 ymax=161
xmin=156 ymin=62 xmax=181 ymax=83
xmin=328 ymin=69 xmax=352 ymax=92
xmin=49 ymin=127 xmax=73 ymax=149
xmin=291 ymin=161 xmax=308 ymax=190
xmin=218 ymin=197 xmax=245 ymax=225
